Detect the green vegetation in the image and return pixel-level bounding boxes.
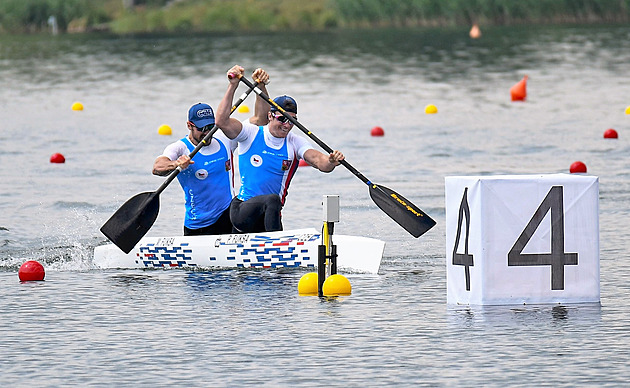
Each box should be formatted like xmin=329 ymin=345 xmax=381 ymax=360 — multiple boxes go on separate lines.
xmin=332 ymin=0 xmax=630 ymax=27
xmin=1 ymin=0 xmax=629 ymax=34
xmin=109 ymin=0 xmax=337 ymax=34
xmin=0 ymin=0 xmax=113 ymax=33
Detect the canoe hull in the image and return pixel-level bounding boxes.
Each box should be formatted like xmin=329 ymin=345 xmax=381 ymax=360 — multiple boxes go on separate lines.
xmin=93 ymin=228 xmax=384 ymax=274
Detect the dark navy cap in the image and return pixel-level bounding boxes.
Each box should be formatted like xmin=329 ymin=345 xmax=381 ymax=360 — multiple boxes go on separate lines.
xmin=188 ymin=103 xmax=215 ymax=128
xmin=270 ymin=95 xmax=297 ymax=114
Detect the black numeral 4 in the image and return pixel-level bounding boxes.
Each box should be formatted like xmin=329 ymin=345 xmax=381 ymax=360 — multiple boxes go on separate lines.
xmin=508 ymin=186 xmax=578 ymax=290
xmin=453 ymin=187 xmax=474 ymax=291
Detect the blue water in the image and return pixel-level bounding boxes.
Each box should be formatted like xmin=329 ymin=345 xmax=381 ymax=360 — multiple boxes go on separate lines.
xmin=2 ymin=25 xmax=630 ymax=385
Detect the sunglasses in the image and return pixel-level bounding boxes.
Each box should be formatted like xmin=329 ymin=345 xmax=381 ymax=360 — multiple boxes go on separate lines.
xmin=194 ymin=123 xmax=214 ymax=132
xmin=272 ymin=113 xmax=296 ymax=125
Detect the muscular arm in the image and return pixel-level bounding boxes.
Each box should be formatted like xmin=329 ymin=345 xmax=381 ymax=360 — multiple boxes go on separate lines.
xmin=250 ymin=68 xmax=271 ymax=126
xmin=216 ymin=65 xmax=272 ymax=139
xmin=303 ymin=149 xmax=344 ymax=173
xmin=215 ymin=77 xmax=243 ymax=140
xmin=152 ymin=155 xmax=192 ymax=176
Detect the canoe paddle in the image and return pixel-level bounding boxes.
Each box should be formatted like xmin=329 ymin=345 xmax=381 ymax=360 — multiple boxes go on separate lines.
xmin=238 ymin=76 xmax=436 ymax=238
xmin=100 ymin=81 xmax=260 ymax=253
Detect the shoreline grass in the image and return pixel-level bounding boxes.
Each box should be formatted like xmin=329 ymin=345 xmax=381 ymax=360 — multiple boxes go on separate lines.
xmin=1 ymin=0 xmax=629 ymax=35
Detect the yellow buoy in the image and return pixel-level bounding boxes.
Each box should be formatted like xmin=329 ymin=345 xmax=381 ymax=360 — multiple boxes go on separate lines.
xmin=322 ymin=274 xmax=351 ymax=296
xmin=625 ymin=106 xmax=630 ymax=115
xmin=71 ymin=102 xmax=83 ymax=111
xmin=158 ymin=124 xmax=172 ymax=136
xmin=425 ymin=104 xmax=438 ymax=114
xmin=237 ymin=105 xmax=250 ymax=113
xmin=298 ymin=272 xmax=318 ymax=295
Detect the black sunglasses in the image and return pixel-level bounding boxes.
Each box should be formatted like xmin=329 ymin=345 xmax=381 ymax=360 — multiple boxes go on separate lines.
xmin=196 ymin=124 xmax=214 ymax=132
xmin=272 ymin=113 xmax=296 ymax=125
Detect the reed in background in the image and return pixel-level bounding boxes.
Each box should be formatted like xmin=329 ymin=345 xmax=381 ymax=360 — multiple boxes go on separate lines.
xmin=1 ymin=0 xmax=628 ymax=34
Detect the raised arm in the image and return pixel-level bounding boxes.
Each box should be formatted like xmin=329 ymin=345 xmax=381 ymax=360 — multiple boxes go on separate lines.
xmin=216 ymin=65 xmax=271 ymax=139
xmin=250 ymin=68 xmax=271 ymax=126
xmin=215 ymin=65 xmax=244 ymax=140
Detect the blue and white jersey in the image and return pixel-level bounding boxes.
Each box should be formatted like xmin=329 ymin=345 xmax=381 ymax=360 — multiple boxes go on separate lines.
xmin=161 ymin=133 xmax=236 ymax=229
xmin=235 ymin=121 xmax=312 ymax=204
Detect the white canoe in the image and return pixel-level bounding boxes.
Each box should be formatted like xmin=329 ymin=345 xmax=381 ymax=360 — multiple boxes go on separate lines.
xmin=93 ymin=228 xmax=384 ymax=274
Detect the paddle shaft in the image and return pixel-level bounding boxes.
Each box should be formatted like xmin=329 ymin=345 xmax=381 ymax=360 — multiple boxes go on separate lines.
xmin=238 ymin=77 xmax=372 ymax=186
xmin=155 ymin=83 xmax=259 ymax=196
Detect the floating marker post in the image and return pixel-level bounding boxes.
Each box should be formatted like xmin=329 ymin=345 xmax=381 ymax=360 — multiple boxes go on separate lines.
xmin=318 ymin=195 xmax=340 ymax=297
xmin=317 ymin=245 xmax=326 ymax=297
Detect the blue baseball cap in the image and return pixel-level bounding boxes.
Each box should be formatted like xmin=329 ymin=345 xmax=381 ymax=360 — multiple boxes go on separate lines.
xmin=270 ymin=95 xmax=297 ymax=114
xmin=188 ymin=103 xmax=215 ymax=128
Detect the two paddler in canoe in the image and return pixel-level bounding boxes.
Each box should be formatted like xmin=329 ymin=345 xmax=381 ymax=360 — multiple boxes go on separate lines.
xmin=100 ymin=65 xmax=434 ymax=254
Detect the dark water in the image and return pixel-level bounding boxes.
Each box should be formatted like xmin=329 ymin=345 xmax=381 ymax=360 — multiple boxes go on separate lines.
xmin=2 ymin=25 xmax=630 ymax=385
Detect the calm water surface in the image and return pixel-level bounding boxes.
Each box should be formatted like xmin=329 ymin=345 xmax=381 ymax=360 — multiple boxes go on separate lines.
xmin=2 ymin=25 xmax=630 ymax=386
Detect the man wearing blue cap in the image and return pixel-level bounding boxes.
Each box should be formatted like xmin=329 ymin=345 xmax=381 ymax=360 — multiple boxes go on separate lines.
xmin=215 ymin=64 xmax=345 ymax=233
xmin=152 ymin=102 xmax=237 ymax=235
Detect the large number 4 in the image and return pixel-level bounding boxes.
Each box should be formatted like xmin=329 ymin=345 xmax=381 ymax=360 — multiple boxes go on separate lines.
xmin=453 ymin=187 xmax=474 ymax=291
xmin=508 ymin=186 xmax=578 ymax=290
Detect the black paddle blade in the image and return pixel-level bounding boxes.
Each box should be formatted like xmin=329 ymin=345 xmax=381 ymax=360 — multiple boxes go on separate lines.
xmin=100 ymin=191 xmax=160 ymax=253
xmin=369 ymin=184 xmax=436 ymax=238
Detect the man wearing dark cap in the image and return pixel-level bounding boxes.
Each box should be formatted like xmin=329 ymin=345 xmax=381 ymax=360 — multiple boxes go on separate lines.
xmin=216 ymin=64 xmax=345 ymax=233
xmin=152 ymin=102 xmax=237 ymax=235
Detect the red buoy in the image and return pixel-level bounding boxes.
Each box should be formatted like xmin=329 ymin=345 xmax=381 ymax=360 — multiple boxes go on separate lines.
xmin=570 ymin=161 xmax=587 ymax=174
xmin=510 ymin=75 xmax=528 ymax=101
xmin=370 ymin=126 xmax=384 ymax=136
xmin=604 ymin=128 xmax=618 ymax=139
xmin=298 ymin=159 xmax=309 ymax=167
xmin=50 ymin=153 xmax=65 ymax=163
xmin=18 ymin=260 xmax=45 ymax=281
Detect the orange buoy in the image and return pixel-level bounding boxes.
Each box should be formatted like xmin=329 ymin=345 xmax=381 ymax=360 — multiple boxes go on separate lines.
xmin=469 ymin=24 xmax=481 ymax=39
xmin=570 ymin=161 xmax=587 ymax=174
xmin=18 ymin=260 xmax=45 ymax=281
xmin=298 ymin=159 xmax=309 ymax=167
xmin=510 ymin=75 xmax=528 ymax=101
xmin=370 ymin=126 xmax=384 ymax=136
xmin=50 ymin=153 xmax=65 ymax=163
xmin=603 ymin=128 xmax=618 ymax=139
